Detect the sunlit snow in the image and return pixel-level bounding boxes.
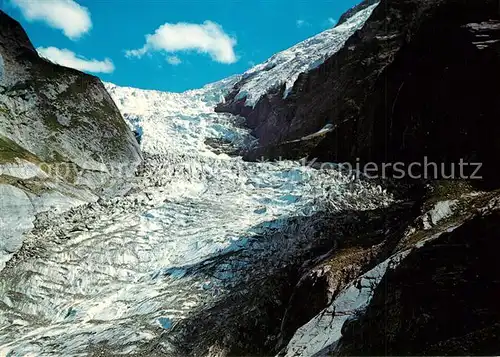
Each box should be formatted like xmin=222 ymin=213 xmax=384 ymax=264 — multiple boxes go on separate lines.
xmin=0 ymin=5 xmax=385 ymax=355
xmin=283 ymin=251 xmax=410 ymax=357
xmin=235 ymin=3 xmax=378 ymax=107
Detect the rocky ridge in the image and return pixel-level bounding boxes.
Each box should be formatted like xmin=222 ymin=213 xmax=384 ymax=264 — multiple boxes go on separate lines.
xmin=0 ymin=11 xmax=142 ymax=268
xmin=208 ymin=0 xmax=500 ymax=355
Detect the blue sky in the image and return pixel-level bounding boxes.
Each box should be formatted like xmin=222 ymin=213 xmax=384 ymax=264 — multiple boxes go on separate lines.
xmin=2 ymin=0 xmax=360 ymax=92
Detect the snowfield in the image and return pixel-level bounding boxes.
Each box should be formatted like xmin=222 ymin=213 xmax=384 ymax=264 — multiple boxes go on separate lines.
xmin=0 ymin=79 xmax=391 ymax=356
xmin=0 ymin=4 xmax=387 ymax=355
xmin=234 ymin=3 xmax=378 ymax=107
xmin=283 ymin=251 xmax=411 ymax=357
xmin=104 ymin=75 xmax=251 ymax=157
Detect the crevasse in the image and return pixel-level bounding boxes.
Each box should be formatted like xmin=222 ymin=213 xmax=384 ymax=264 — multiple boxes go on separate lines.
xmin=0 ymin=5 xmax=385 ymax=355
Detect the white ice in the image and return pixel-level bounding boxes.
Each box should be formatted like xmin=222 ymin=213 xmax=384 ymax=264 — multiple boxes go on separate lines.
xmin=235 ymin=3 xmax=378 ymax=107
xmin=423 ymin=200 xmax=457 ymax=229
xmin=0 ymin=184 xmax=34 ymax=271
xmin=0 ymin=5 xmax=385 ymax=355
xmin=0 ymin=78 xmax=392 ymax=356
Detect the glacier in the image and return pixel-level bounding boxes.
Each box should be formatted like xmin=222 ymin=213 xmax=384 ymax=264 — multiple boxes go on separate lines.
xmin=0 ymin=185 xmax=34 ymax=271
xmin=0 ymin=102 xmax=392 ymax=355
xmin=0 ymin=4 xmax=386 ymax=355
xmin=234 ymin=3 xmax=378 ymax=107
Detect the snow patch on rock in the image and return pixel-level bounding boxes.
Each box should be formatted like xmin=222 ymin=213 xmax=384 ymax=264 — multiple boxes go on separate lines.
xmin=283 ymin=250 xmax=409 ymax=357
xmin=423 ymin=200 xmax=457 ymax=229
xmin=283 ymin=214 xmax=464 ymax=357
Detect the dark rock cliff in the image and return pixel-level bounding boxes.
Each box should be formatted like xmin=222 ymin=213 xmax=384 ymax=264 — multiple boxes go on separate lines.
xmin=217 ymin=0 xmax=500 ymax=186
xmin=0 ymin=11 xmax=143 ymax=269
xmin=337 ymin=0 xmax=380 ymax=26
xmin=338 ymin=205 xmax=500 ymax=355
xmin=209 ymin=1 xmax=500 ymax=356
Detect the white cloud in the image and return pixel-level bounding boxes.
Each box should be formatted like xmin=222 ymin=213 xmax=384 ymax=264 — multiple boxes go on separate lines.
xmin=10 ymin=0 xmax=91 ymax=40
xmin=126 ymin=21 xmax=237 ymax=64
xmin=37 ymin=47 xmax=115 ymax=74
xmin=327 ymin=17 xmax=337 ymax=26
xmin=166 ymin=56 xmax=182 ymax=65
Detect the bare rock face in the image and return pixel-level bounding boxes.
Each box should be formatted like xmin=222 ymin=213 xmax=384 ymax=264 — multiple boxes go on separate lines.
xmin=336 ymin=0 xmax=379 ymax=26
xmin=209 ymin=1 xmax=500 ymax=355
xmin=0 ymin=11 xmax=142 ymax=270
xmin=218 ymin=0 xmax=500 ymax=186
xmin=337 ymin=204 xmax=500 ymax=356
xmin=0 ymin=10 xmax=142 ymax=180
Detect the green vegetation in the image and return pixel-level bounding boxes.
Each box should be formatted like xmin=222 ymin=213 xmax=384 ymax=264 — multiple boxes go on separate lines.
xmin=0 ymin=174 xmax=51 ymax=195
xmin=0 ymin=174 xmax=18 ymax=185
xmin=0 ymin=135 xmax=41 ymax=164
xmin=0 ymin=62 xmax=135 ymax=189
xmin=17 ymin=178 xmax=52 ymax=195
xmin=0 ymin=136 xmax=80 ymax=184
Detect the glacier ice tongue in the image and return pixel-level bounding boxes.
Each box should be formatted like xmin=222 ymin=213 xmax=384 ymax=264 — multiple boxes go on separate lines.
xmin=0 ymin=105 xmax=392 ymax=356
xmin=0 ymin=7 xmax=388 ymax=354
xmin=104 ymin=75 xmax=247 ymax=157
xmin=0 ymin=148 xmax=392 ymax=356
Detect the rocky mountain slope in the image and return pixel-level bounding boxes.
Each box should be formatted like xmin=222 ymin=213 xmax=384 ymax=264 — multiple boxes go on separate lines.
xmin=0 ymin=11 xmax=141 ymax=177
xmin=217 ymin=2 xmax=378 ymax=109
xmin=94 ymin=1 xmax=500 ymax=356
xmin=1 ymin=1 xmax=500 ymax=356
xmin=337 ymin=201 xmax=500 ymax=356
xmin=0 ymin=11 xmax=141 ymax=268
xmin=218 ymin=0 xmax=500 ymax=185
xmin=0 ymin=6 xmax=394 ymax=357
xmin=208 ymin=0 xmax=500 ymax=355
